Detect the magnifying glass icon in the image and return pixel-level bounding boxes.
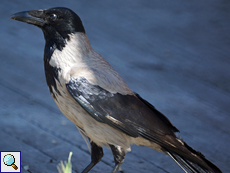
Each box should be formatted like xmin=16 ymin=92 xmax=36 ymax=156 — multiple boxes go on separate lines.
xmin=3 ymin=154 xmax=18 ymax=170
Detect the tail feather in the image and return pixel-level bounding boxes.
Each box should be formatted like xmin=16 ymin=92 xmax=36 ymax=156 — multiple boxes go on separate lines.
xmin=164 ymin=142 xmax=222 ymax=173
xmin=167 ymin=151 xmax=208 ymax=173
xmin=167 ymin=151 xmax=191 ymax=173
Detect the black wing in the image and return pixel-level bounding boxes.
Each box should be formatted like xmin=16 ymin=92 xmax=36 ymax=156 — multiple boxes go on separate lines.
xmin=66 ymin=77 xmax=223 ymax=173
xmin=66 ymin=77 xmax=179 ymax=147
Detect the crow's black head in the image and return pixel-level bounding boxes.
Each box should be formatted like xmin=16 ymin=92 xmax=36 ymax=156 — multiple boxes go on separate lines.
xmin=11 ymin=7 xmax=85 ymax=41
xmin=11 ymin=7 xmax=86 ymax=92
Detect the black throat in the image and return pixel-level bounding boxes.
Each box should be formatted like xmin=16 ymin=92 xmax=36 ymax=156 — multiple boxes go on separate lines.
xmin=43 ymin=29 xmax=68 ymax=98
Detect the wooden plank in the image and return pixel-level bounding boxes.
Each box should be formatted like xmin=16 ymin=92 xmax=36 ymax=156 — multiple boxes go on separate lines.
xmin=0 ymin=131 xmax=58 ymax=173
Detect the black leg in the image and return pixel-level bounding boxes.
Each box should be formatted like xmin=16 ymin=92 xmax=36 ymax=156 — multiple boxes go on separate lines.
xmin=82 ymin=141 xmax=104 ymax=173
xmin=109 ymin=145 xmax=125 ymax=173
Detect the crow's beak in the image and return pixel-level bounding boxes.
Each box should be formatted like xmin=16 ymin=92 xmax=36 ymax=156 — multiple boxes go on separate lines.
xmin=10 ymin=10 xmax=45 ymax=27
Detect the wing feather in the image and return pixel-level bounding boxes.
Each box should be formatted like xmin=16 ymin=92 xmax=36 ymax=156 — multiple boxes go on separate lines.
xmin=66 ymin=77 xmax=178 ymax=147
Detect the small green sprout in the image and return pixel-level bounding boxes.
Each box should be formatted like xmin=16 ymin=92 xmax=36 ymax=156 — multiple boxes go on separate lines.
xmin=57 ymin=152 xmax=73 ymax=173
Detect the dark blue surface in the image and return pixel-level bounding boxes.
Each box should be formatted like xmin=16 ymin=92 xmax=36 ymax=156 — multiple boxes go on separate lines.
xmin=0 ymin=1 xmax=229 ymax=172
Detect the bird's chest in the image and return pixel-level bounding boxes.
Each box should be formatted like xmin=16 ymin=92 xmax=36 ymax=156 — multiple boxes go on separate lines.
xmin=50 ymin=79 xmax=86 ymax=129
xmin=44 ymin=57 xmax=86 ymax=128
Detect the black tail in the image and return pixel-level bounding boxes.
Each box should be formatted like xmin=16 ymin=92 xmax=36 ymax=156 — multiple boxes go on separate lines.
xmin=164 ymin=142 xmax=222 ymax=173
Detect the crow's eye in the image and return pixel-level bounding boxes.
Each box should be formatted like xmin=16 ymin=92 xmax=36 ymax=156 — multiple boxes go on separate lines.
xmin=49 ymin=14 xmax=57 ymax=21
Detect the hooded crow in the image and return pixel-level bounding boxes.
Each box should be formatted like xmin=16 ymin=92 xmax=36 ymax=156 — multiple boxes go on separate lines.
xmin=11 ymin=7 xmax=222 ymax=173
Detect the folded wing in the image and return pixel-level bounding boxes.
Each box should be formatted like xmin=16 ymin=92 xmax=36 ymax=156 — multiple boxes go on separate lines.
xmin=66 ymin=77 xmax=179 ymax=146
